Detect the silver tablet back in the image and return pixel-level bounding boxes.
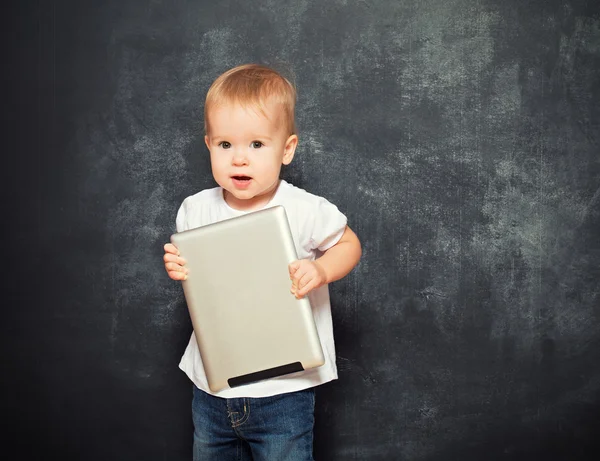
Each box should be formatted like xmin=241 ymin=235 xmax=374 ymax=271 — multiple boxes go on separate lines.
xmin=170 ymin=205 xmax=325 ymax=392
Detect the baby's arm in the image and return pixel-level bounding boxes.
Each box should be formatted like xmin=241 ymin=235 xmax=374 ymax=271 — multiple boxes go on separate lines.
xmin=163 ymin=243 xmax=188 ymax=281
xmin=288 ymin=226 xmax=362 ymax=298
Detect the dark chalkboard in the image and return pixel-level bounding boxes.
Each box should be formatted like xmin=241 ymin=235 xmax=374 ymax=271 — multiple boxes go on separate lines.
xmin=6 ymin=0 xmax=600 ymax=459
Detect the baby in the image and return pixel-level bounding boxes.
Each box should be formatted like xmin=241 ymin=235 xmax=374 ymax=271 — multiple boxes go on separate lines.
xmin=163 ymin=64 xmax=361 ymax=461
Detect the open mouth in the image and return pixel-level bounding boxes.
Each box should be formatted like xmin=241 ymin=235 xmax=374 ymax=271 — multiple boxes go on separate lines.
xmin=231 ymin=175 xmax=252 ymax=188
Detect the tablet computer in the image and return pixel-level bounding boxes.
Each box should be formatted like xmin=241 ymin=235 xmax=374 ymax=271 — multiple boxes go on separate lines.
xmin=170 ymin=205 xmax=325 ymax=392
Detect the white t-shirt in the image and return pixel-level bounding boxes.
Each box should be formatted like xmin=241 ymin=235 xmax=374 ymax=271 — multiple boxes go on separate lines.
xmin=175 ymin=179 xmax=348 ymax=398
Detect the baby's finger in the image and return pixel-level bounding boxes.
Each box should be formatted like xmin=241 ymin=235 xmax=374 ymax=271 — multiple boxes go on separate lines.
xmin=296 ymin=278 xmax=319 ymax=298
xmin=297 ymin=269 xmax=314 ymax=287
xmin=163 ymin=252 xmax=187 ymax=266
xmin=288 ymin=260 xmax=300 ymax=276
xmin=164 ymin=243 xmax=180 ymax=255
xmin=294 ymin=280 xmax=317 ymax=299
xmin=165 ymin=262 xmax=188 ymax=273
xmin=168 ymin=270 xmax=188 ymax=281
xmin=291 ymin=264 xmax=309 ymax=282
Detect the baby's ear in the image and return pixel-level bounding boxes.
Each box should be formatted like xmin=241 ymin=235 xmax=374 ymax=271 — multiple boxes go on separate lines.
xmin=282 ymin=134 xmax=298 ymax=165
xmin=204 ymin=135 xmax=210 ymax=150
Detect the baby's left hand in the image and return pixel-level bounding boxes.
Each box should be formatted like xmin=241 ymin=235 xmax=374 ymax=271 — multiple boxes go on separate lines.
xmin=288 ymin=259 xmax=327 ymax=299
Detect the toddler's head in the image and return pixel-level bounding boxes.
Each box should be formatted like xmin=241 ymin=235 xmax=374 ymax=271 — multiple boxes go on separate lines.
xmin=204 ymin=64 xmax=296 ymax=136
xmin=203 ymin=64 xmax=299 ymax=211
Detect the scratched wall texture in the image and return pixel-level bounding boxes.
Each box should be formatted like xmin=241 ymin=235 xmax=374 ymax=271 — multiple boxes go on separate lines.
xmin=6 ymin=0 xmax=599 ymax=459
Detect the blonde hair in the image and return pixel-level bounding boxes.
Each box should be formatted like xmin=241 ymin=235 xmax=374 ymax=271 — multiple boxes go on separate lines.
xmin=204 ymin=64 xmax=297 ymax=136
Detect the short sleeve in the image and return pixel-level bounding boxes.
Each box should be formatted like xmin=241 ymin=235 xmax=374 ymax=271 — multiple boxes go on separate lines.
xmin=175 ymin=198 xmax=188 ymax=233
xmin=309 ymin=196 xmax=348 ymax=252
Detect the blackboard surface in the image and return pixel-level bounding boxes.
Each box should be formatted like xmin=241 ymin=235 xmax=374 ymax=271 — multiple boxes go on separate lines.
xmin=5 ymin=0 xmax=600 ymax=459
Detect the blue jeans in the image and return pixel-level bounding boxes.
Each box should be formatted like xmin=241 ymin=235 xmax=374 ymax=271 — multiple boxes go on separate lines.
xmin=192 ymin=386 xmax=315 ymax=461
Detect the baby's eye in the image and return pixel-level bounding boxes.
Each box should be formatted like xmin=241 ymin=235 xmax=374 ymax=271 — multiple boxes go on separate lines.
xmin=251 ymin=141 xmax=263 ymax=149
xmin=219 ymin=141 xmax=231 ymax=149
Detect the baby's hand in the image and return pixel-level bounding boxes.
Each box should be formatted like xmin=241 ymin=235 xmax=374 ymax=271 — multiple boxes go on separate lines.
xmin=163 ymin=243 xmax=188 ymax=281
xmin=288 ymin=259 xmax=327 ymax=299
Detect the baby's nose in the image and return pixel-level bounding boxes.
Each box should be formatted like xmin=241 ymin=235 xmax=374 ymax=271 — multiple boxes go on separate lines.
xmin=232 ymin=150 xmax=249 ymax=164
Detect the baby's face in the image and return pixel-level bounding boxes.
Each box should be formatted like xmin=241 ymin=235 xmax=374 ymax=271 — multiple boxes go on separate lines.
xmin=205 ymin=101 xmax=297 ymax=211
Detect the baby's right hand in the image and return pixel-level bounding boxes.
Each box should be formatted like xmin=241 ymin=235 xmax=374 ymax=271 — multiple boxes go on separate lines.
xmin=163 ymin=243 xmax=188 ymax=281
